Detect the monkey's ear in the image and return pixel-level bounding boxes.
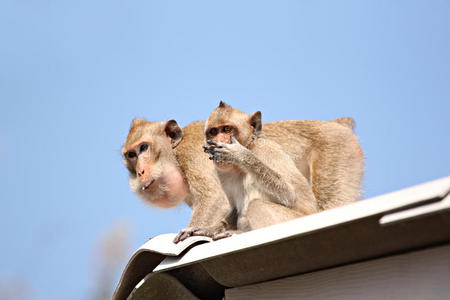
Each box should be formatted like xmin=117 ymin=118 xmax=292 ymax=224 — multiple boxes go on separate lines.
xmin=163 ymin=120 xmax=183 ymax=148
xmin=218 ymin=101 xmax=230 ymax=108
xmin=248 ymin=111 xmax=262 ymax=135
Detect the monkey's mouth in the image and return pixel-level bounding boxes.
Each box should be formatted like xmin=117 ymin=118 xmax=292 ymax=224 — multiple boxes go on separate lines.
xmin=141 ymin=179 xmax=156 ymax=191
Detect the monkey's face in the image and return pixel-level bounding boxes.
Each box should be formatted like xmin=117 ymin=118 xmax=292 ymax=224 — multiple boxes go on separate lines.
xmin=206 ymin=124 xmax=236 ymax=144
xmin=204 ymin=123 xmax=240 ymax=170
xmin=123 ymin=138 xmax=158 ymax=188
xmin=205 ymin=102 xmax=262 ymax=171
xmin=205 ymin=101 xmax=262 ymax=147
xmin=122 ymin=121 xmax=187 ymax=208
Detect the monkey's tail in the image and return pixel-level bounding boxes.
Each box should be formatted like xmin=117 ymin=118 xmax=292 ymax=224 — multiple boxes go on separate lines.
xmin=331 ymin=117 xmax=356 ymax=130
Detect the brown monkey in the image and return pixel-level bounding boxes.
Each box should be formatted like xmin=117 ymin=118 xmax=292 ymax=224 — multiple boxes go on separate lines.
xmin=122 ymin=110 xmax=363 ymax=242
xmin=122 ymin=119 xmax=231 ymax=243
xmin=203 ymin=102 xmax=364 ymax=239
xmin=203 ymin=103 xmax=316 ymax=238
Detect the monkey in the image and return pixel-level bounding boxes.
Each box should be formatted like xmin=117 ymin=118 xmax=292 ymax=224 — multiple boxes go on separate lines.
xmin=203 ymin=102 xmax=315 ymax=238
xmin=121 ymin=110 xmax=363 ymax=243
xmin=202 ymin=101 xmax=364 ymax=239
xmin=122 ymin=119 xmax=232 ymax=243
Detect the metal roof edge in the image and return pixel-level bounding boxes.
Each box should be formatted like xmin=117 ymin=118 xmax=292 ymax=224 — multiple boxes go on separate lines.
xmin=154 ymin=176 xmax=450 ymax=272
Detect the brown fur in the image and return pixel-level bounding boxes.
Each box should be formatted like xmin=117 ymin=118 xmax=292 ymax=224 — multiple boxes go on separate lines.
xmin=263 ymin=120 xmax=364 ymax=209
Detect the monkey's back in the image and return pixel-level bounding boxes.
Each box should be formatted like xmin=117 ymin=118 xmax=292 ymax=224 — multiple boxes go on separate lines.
xmin=264 ymin=120 xmax=364 ymax=209
xmin=262 ymin=120 xmax=327 ymax=179
xmin=263 ymin=119 xmax=362 ymax=165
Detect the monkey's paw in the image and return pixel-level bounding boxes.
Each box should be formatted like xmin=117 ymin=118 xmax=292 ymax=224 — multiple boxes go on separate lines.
xmin=212 ymin=230 xmax=241 ymax=241
xmin=203 ymin=135 xmax=246 ymax=163
xmin=173 ymin=227 xmax=216 ymax=243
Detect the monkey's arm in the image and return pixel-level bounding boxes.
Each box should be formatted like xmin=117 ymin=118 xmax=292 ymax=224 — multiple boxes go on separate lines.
xmin=173 ymin=201 xmax=230 ymax=243
xmin=173 ymin=136 xmax=232 ymax=243
xmin=204 ymin=136 xmax=297 ymax=208
xmin=173 ymin=202 xmax=237 ymax=243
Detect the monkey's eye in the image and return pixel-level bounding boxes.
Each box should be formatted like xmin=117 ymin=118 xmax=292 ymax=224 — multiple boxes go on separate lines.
xmin=222 ymin=125 xmax=232 ymax=133
xmin=139 ymin=143 xmax=149 ymax=153
xmin=126 ymin=151 xmax=137 ymax=159
xmin=209 ymin=128 xmax=218 ymax=136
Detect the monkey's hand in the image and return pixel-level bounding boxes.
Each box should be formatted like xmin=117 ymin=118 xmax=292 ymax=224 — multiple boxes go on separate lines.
xmin=212 ymin=230 xmax=242 ymax=241
xmin=173 ymin=226 xmax=222 ymax=243
xmin=203 ymin=135 xmax=250 ymax=165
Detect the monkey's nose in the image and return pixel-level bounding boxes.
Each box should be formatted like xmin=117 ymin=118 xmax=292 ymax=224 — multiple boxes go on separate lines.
xmin=138 ymin=170 xmax=145 ymax=177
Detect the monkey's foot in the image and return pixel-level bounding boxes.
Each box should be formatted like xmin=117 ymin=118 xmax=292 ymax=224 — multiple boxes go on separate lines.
xmin=212 ymin=230 xmax=241 ymax=241
xmin=173 ymin=227 xmax=216 ymax=243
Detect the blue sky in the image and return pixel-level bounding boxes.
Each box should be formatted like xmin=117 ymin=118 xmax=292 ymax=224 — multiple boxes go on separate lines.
xmin=0 ymin=0 xmax=449 ymax=299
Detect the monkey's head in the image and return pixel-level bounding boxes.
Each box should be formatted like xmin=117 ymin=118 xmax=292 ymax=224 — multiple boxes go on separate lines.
xmin=122 ymin=118 xmax=188 ymax=208
xmin=205 ymin=101 xmax=262 ymax=169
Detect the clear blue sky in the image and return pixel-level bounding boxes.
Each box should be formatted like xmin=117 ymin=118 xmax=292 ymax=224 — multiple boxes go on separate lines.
xmin=0 ymin=0 xmax=449 ymax=299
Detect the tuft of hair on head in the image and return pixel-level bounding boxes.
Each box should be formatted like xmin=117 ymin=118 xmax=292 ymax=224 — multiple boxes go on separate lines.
xmin=130 ymin=118 xmax=147 ymax=129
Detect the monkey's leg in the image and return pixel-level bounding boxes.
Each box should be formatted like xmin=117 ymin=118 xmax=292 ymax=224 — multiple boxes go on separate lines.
xmin=311 ymin=138 xmax=364 ymax=210
xmin=246 ymin=199 xmax=303 ymax=230
xmin=212 ymin=200 xmax=306 ymax=240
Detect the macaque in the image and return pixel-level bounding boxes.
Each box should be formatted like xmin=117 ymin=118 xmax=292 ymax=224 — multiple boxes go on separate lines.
xmin=122 ymin=108 xmax=363 ymax=243
xmin=203 ymin=102 xmax=364 ymax=239
xmin=122 ymin=119 xmax=231 ymax=242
